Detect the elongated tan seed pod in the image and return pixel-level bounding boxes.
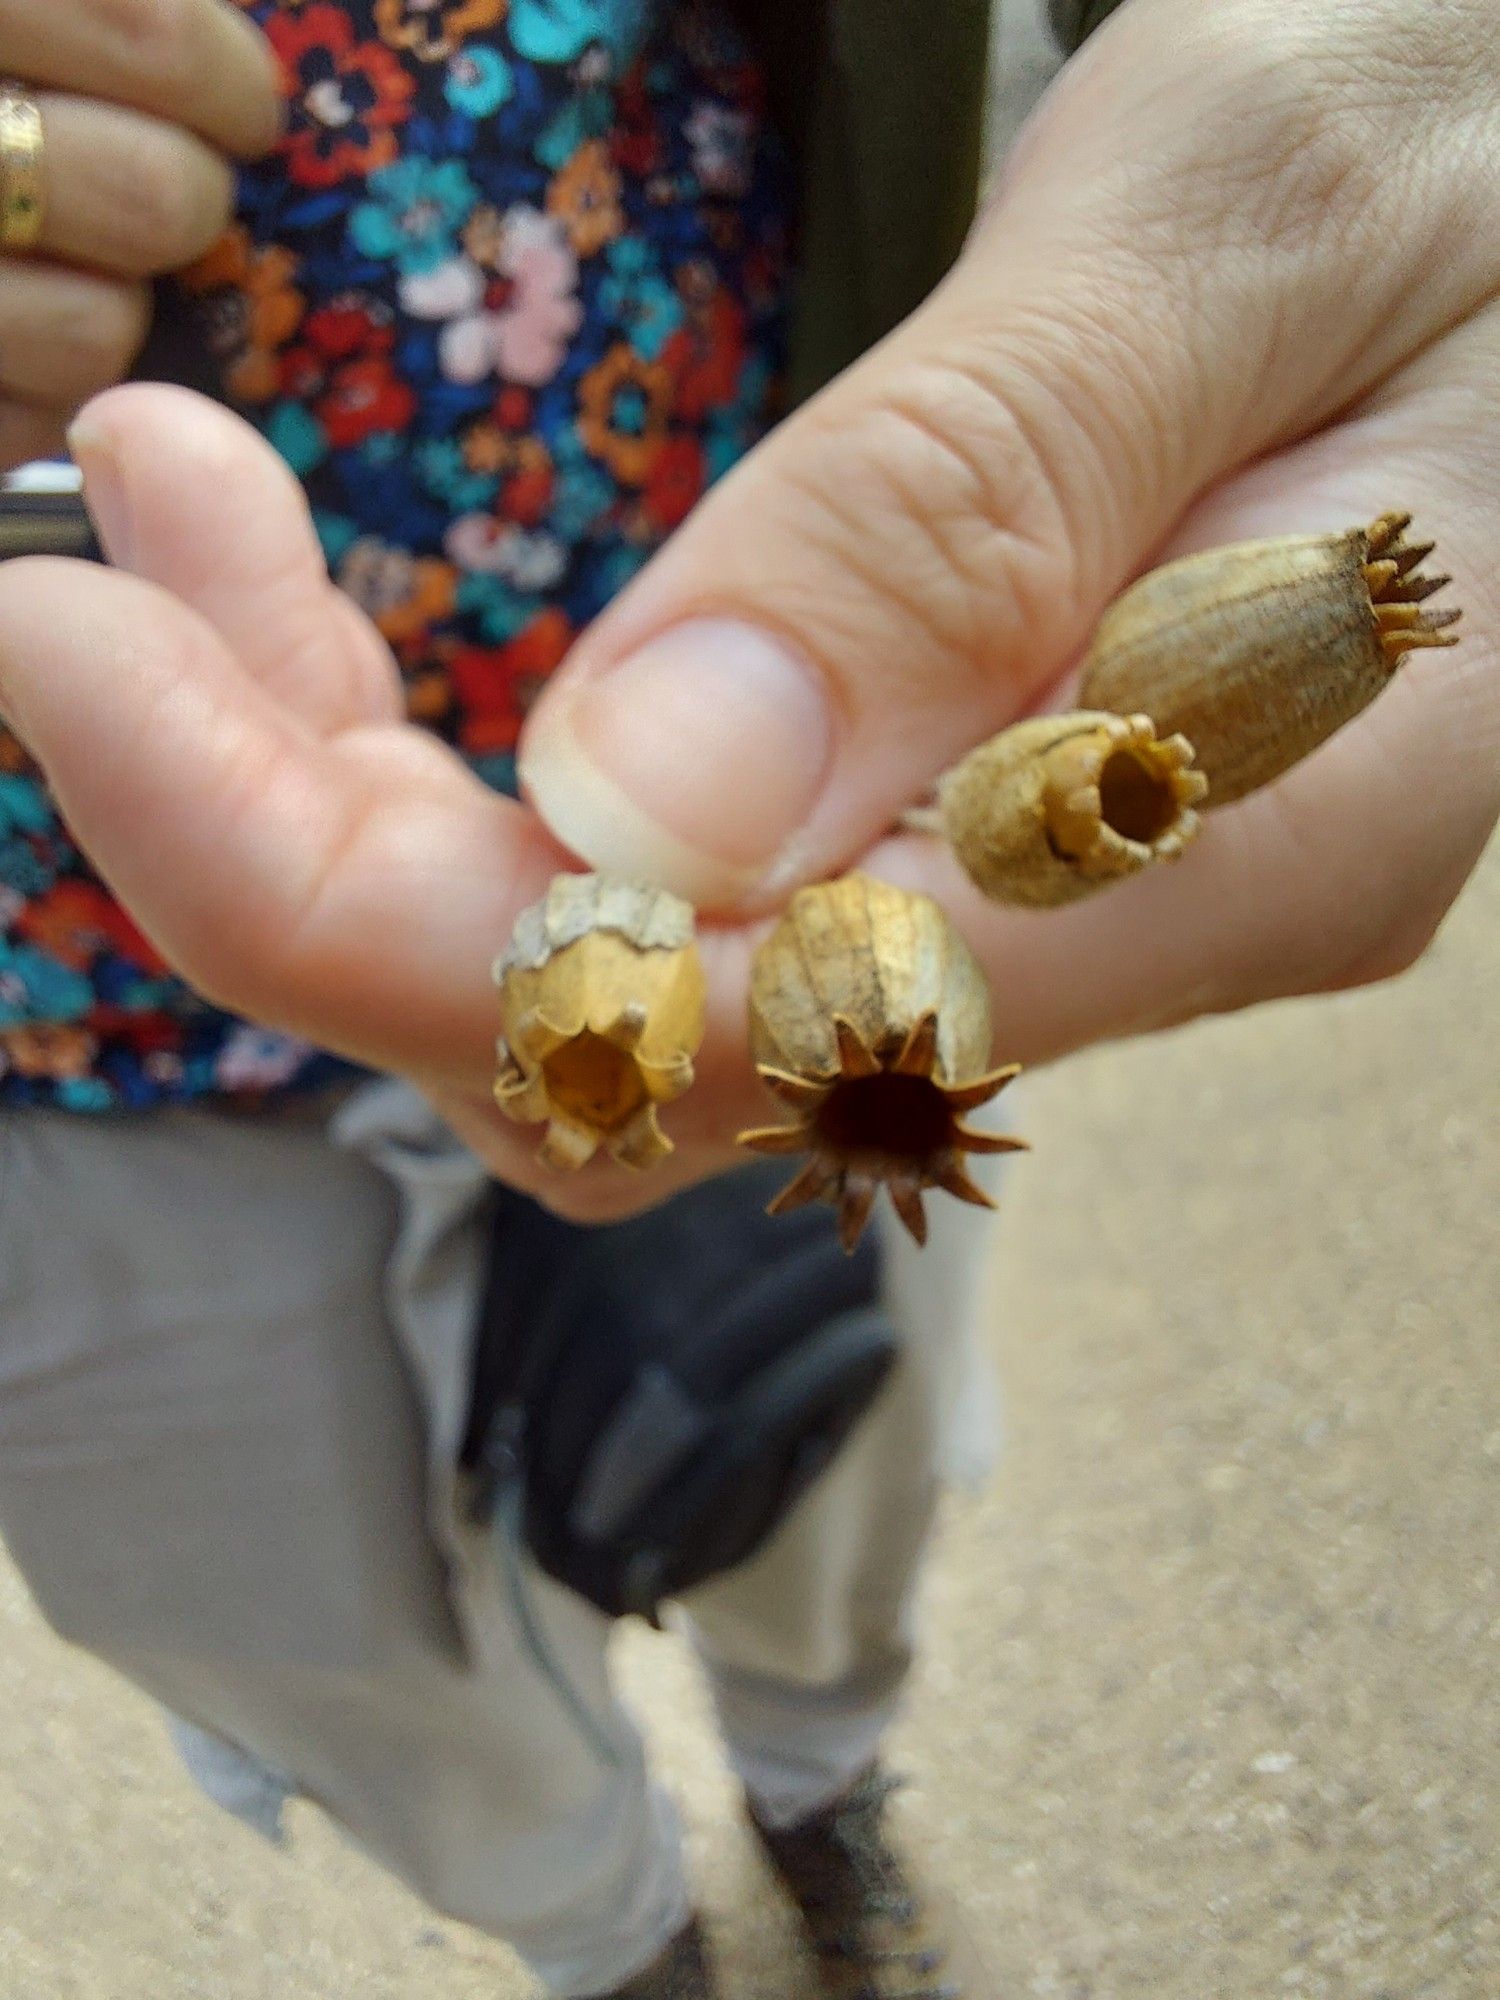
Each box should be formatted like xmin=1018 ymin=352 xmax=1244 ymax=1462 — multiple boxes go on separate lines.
xmin=1077 ymin=512 xmax=1460 ymax=807
xmin=737 ymin=873 xmax=1025 ymax=1251
xmin=494 ymin=874 xmax=706 ymax=1171
xmin=936 ymin=710 xmax=1207 ymax=907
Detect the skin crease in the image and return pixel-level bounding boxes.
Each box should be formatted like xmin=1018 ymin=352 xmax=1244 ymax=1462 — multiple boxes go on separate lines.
xmin=1 ymin=0 xmax=1498 ymax=1226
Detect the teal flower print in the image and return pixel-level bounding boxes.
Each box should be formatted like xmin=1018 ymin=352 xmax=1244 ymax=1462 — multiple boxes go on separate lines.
xmin=456 ymin=573 xmax=542 ymax=642
xmin=267 ymin=400 xmax=328 ymax=476
xmin=472 ymin=752 xmax=519 ymax=797
xmin=55 ymin=1076 xmax=115 ymax=1111
xmin=550 ymin=441 xmax=614 ymax=538
xmin=534 ymin=90 xmax=612 ymax=173
xmin=445 ymin=46 xmax=513 ymax=117
xmin=0 ymin=837 xmax=55 ymax=898
xmin=599 ymin=237 xmax=684 ymax=361
xmin=706 ymin=419 xmax=749 ymax=483
xmin=0 ymin=774 xmax=52 ymax=838
xmin=0 ymin=943 xmax=93 ymax=1026
xmin=417 ymin=439 xmax=501 ymax=511
xmin=351 ymin=158 xmax=480 ymax=278
xmin=509 ymin=0 xmax=651 ymax=68
xmin=597 ymin=543 xmax=650 ymax=596
xmin=313 ymin=509 xmax=360 ymax=567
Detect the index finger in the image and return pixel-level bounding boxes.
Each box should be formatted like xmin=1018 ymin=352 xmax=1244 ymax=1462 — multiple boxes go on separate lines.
xmin=0 ymin=0 xmax=281 ymax=158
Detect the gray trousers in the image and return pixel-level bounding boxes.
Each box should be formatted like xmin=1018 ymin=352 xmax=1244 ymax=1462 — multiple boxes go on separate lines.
xmin=0 ymin=1082 xmax=1001 ymax=1995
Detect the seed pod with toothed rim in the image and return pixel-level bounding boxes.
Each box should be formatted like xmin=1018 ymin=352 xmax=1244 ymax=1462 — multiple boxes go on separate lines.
xmin=1077 ymin=513 xmax=1460 ymax=807
xmin=936 ymin=710 xmax=1207 ymax=908
xmin=737 ymin=873 xmax=1026 ymax=1252
xmin=494 ymin=874 xmax=706 ymax=1172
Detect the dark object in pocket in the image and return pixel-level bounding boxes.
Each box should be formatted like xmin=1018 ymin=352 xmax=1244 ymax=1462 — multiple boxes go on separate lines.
xmin=464 ymin=1161 xmax=897 ymax=1624
xmin=0 ymin=489 xmax=100 ymax=562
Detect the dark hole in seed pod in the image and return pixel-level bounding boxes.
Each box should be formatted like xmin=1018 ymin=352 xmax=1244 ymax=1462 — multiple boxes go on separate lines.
xmin=814 ymin=1072 xmax=954 ymax=1168
xmin=543 ymin=1031 xmax=647 ymax=1132
xmin=1098 ymin=748 xmax=1180 ymax=845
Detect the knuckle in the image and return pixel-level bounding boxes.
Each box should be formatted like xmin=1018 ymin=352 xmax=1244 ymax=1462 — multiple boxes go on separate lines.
xmin=113 ymin=133 xmax=232 ymax=269
xmin=54 ymin=285 xmax=151 ymax=394
xmin=1164 ymin=21 xmax=1388 ymax=261
xmin=1185 ymin=7 xmax=1500 ymax=296
xmin=785 ymin=346 xmax=1091 ymax=711
xmin=88 ymin=0 xmax=201 ymax=101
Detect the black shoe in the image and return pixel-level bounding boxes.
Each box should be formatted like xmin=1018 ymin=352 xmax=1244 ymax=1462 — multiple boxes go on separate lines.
xmin=749 ymin=1767 xmax=989 ymax=2000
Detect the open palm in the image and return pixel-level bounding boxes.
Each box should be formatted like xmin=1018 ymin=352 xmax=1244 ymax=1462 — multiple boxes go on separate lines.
xmin=0 ymin=388 xmax=760 ymax=1217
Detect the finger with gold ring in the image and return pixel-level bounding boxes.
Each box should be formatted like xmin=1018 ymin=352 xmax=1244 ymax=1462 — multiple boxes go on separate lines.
xmin=0 ymin=84 xmax=43 ymax=252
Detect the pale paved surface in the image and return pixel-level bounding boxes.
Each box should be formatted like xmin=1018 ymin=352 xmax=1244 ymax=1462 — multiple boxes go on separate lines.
xmin=3 ymin=836 xmax=1496 ymax=1999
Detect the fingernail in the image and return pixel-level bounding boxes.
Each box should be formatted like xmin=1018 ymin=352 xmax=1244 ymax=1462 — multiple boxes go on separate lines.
xmin=66 ymin=420 xmax=134 ymax=572
xmin=520 ymin=619 xmax=832 ymax=908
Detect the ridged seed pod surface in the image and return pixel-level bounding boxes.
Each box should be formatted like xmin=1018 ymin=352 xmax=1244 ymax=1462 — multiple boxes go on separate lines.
xmin=494 ymin=874 xmax=706 ymax=1171
xmin=748 ymin=873 xmax=991 ymax=1086
xmin=1077 ymin=514 xmax=1459 ymax=806
xmin=937 ymin=710 xmax=1207 ymax=907
xmin=740 ymin=874 xmax=1024 ymax=1250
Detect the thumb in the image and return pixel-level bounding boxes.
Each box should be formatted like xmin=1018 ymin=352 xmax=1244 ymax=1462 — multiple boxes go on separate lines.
xmin=518 ymin=0 xmax=1487 ymax=910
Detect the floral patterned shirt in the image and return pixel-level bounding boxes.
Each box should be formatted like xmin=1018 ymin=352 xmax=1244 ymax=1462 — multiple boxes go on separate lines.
xmin=0 ymin=0 xmax=788 ymax=1110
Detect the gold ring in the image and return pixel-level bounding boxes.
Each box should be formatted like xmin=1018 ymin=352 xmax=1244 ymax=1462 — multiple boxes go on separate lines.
xmin=0 ymin=83 xmax=44 ymax=252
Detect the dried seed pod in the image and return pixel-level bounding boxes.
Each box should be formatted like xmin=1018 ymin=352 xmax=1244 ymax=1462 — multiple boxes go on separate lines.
xmin=936 ymin=710 xmax=1207 ymax=907
xmin=1077 ymin=512 xmax=1460 ymax=806
xmin=738 ymin=873 xmax=1024 ymax=1252
xmin=494 ymin=874 xmax=706 ymax=1171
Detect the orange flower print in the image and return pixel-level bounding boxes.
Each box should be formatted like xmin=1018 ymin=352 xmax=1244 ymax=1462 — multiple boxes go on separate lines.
xmin=463 ymin=420 xmax=510 ymax=475
xmin=184 ymin=227 xmax=305 ymax=403
xmin=0 ymin=724 xmax=35 ymax=776
xmin=462 ymin=201 xmax=507 ymax=271
xmin=374 ymin=0 xmax=506 ymax=63
xmin=269 ymin=5 xmax=415 ymax=191
xmin=338 ymin=538 xmax=459 ymax=645
xmin=546 ymin=140 xmax=624 ymax=259
xmin=17 ymin=880 xmax=169 ymax=974
xmin=577 ymin=345 xmax=673 ymax=486
xmin=0 ymin=1023 xmax=97 ymax=1082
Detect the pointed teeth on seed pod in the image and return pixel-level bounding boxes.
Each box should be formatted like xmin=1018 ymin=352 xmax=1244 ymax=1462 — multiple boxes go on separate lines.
xmin=1376 ymin=599 xmax=1461 ymax=663
xmin=934 ymin=710 xmax=1207 ymax=909
xmin=493 ymin=873 xmax=706 ymax=1172
xmin=1365 ymin=511 xmax=1414 ymax=556
xmin=538 ymin=1114 xmax=602 ymax=1173
xmin=738 ymin=874 xmax=1025 ymax=1251
xmin=611 ymin=1103 xmax=674 ymax=1172
xmin=1074 ymin=514 xmax=1462 ymax=809
xmin=889 ymin=1176 xmax=929 ymax=1246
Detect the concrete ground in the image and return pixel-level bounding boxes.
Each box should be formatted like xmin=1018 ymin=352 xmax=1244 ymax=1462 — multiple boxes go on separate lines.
xmin=2 ymin=832 xmax=1496 ymax=1999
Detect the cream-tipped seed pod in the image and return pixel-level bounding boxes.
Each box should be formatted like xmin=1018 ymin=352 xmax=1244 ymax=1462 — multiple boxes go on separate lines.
xmin=494 ymin=874 xmax=706 ymax=1171
xmin=936 ymin=710 xmax=1208 ymax=908
xmin=1077 ymin=512 xmax=1460 ymax=807
xmin=737 ymin=873 xmax=1025 ymax=1252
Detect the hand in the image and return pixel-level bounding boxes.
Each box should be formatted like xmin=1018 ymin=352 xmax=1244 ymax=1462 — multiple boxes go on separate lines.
xmin=3 ymin=0 xmax=1499 ymax=1226
xmin=0 ymin=385 xmax=758 ymax=1218
xmin=518 ymin=0 xmax=1500 ymax=1057
xmin=0 ymin=0 xmax=279 ymax=467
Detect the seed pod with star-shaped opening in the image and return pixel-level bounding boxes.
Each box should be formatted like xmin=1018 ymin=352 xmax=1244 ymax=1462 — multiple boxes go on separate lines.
xmin=738 ymin=874 xmax=1025 ymax=1252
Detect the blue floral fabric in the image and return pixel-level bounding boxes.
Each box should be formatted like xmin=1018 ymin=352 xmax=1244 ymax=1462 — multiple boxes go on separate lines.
xmin=0 ymin=0 xmax=789 ymax=1109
